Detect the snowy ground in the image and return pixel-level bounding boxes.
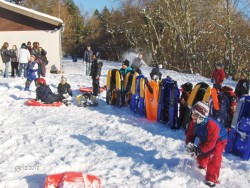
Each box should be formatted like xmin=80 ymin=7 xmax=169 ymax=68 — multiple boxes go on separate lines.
xmin=0 ymin=58 xmax=249 ymax=188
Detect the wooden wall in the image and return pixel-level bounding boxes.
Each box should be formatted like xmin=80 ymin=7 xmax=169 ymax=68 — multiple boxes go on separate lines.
xmin=0 ymin=7 xmax=60 ymax=31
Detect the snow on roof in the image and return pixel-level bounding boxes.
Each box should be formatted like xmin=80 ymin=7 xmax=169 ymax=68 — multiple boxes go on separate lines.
xmin=0 ymin=0 xmax=63 ymax=26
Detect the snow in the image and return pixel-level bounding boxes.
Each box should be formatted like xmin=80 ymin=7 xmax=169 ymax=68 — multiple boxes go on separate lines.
xmin=0 ymin=58 xmax=249 ymax=188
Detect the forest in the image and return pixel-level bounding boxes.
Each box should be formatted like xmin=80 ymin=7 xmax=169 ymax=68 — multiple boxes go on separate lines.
xmin=7 ymin=0 xmax=250 ymax=80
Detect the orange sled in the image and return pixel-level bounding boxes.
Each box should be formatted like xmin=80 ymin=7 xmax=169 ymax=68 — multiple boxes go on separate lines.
xmin=25 ymin=99 xmax=63 ymax=107
xmin=80 ymin=86 xmax=106 ymax=93
xmin=44 ymin=171 xmax=101 ymax=188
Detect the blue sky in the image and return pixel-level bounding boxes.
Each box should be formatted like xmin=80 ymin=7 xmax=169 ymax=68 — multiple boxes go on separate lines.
xmin=73 ymin=0 xmax=119 ymax=13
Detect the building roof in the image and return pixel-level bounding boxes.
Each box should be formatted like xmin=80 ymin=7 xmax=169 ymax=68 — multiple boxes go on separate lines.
xmin=0 ymin=0 xmax=63 ymax=26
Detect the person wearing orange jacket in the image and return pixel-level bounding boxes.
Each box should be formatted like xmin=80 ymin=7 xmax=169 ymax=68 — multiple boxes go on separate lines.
xmin=211 ymin=63 xmax=225 ymax=89
xmin=185 ymin=101 xmax=228 ymax=187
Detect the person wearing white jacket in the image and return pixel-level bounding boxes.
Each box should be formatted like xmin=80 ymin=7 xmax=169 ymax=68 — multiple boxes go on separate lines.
xmin=18 ymin=43 xmax=30 ymax=78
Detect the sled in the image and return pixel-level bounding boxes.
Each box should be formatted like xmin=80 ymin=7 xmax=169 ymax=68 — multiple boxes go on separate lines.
xmin=211 ymin=87 xmax=220 ymax=111
xmin=123 ymin=70 xmax=135 ymax=106
xmin=225 ymin=96 xmax=250 ymax=160
xmin=187 ymin=82 xmax=211 ymax=107
xmin=25 ymin=99 xmax=63 ymax=107
xmin=80 ymin=86 xmax=106 ymax=93
xmin=44 ymin=171 xmax=101 ymax=188
xmin=157 ymin=77 xmax=180 ymax=129
xmin=131 ymin=74 xmax=146 ymax=116
xmin=106 ymin=69 xmax=122 ymax=106
xmin=145 ymin=80 xmax=160 ymax=121
xmin=130 ymin=72 xmax=139 ymax=111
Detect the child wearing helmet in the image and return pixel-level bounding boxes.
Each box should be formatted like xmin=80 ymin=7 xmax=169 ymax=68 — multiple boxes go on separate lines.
xmin=57 ymin=76 xmax=73 ymax=99
xmin=35 ymin=78 xmax=64 ymax=104
xmin=185 ymin=101 xmax=228 ymax=187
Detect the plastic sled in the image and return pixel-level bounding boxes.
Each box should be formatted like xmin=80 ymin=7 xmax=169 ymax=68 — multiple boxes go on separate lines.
xmin=44 ymin=171 xmax=101 ymax=188
xmin=25 ymin=99 xmax=63 ymax=107
xmin=106 ymin=69 xmax=122 ymax=107
xmin=145 ymin=80 xmax=160 ymax=121
xmin=157 ymin=76 xmax=180 ymax=129
xmin=80 ymin=86 xmax=106 ymax=93
xmin=225 ymin=96 xmax=250 ymax=160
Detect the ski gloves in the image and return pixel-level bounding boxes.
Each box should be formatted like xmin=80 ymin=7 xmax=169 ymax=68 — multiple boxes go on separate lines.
xmin=186 ymin=142 xmax=199 ymax=156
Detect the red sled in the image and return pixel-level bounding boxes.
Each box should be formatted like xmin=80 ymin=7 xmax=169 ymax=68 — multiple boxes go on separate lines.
xmin=79 ymin=86 xmax=106 ymax=93
xmin=25 ymin=99 xmax=63 ymax=107
xmin=44 ymin=171 xmax=101 ymax=188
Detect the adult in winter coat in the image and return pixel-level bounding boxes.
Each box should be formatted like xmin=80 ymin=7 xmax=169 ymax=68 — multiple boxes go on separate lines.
xmin=31 ymin=42 xmax=48 ymax=77
xmin=131 ymin=53 xmax=144 ymax=74
xmin=10 ymin=45 xmax=18 ymax=77
xmin=89 ymin=52 xmax=102 ymax=104
xmin=18 ymin=43 xmax=30 ymax=78
xmin=0 ymin=42 xmax=16 ymax=78
xmin=57 ymin=76 xmax=73 ymax=99
xmin=24 ymin=55 xmax=38 ymax=91
xmin=234 ymin=72 xmax=249 ymax=98
xmin=211 ymin=63 xmax=225 ymax=89
xmin=83 ymin=45 xmax=93 ymax=75
xmin=185 ymin=101 xmax=228 ymax=187
xmin=35 ymin=78 xmax=64 ymax=104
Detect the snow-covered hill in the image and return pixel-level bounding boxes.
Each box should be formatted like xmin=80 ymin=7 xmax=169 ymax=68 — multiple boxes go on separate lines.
xmin=0 ymin=58 xmax=249 ymax=188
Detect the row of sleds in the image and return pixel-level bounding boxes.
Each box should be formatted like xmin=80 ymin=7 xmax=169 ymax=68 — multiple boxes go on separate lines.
xmin=106 ymin=69 xmax=250 ymax=160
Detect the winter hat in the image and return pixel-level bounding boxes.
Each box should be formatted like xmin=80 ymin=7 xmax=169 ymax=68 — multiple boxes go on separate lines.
xmin=216 ymin=63 xmax=222 ymax=67
xmin=192 ymin=101 xmax=209 ymax=119
xmin=21 ymin=43 xmax=27 ymax=49
xmin=122 ymin=60 xmax=130 ymax=67
xmin=61 ymin=76 xmax=67 ymax=84
xmin=36 ymin=78 xmax=46 ymax=86
xmin=181 ymin=82 xmax=193 ymax=92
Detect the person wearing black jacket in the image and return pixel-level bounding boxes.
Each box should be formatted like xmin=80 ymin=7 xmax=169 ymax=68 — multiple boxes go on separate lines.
xmin=89 ymin=52 xmax=102 ymax=105
xmin=57 ymin=76 xmax=73 ymax=98
xmin=235 ymin=72 xmax=249 ymax=98
xmin=83 ymin=45 xmax=93 ymax=75
xmin=0 ymin=42 xmax=16 ymax=78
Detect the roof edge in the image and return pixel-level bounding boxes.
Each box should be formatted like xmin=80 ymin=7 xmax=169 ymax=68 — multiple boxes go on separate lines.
xmin=0 ymin=0 xmax=63 ymax=26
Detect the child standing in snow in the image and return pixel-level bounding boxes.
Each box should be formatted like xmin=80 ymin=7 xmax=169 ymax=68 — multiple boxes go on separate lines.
xmin=89 ymin=52 xmax=102 ymax=105
xmin=185 ymin=101 xmax=227 ymax=187
xmin=234 ymin=72 xmax=249 ymax=98
xmin=35 ymin=78 xmax=64 ymax=104
xmin=24 ymin=55 xmax=38 ymax=91
xmin=211 ymin=63 xmax=225 ymax=90
xmin=57 ymin=76 xmax=73 ymax=99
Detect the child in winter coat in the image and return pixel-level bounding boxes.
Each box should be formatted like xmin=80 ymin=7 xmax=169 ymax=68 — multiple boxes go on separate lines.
xmin=90 ymin=52 xmax=102 ymax=103
xmin=119 ymin=60 xmax=133 ymax=78
xmin=179 ymin=82 xmax=193 ymax=129
xmin=57 ymin=76 xmax=73 ymax=99
xmin=35 ymin=78 xmax=64 ymax=104
xmin=234 ymin=72 xmax=249 ymax=98
xmin=185 ymin=101 xmax=228 ymax=187
xmin=24 ymin=55 xmax=38 ymax=91
xmin=211 ymin=63 xmax=225 ymax=89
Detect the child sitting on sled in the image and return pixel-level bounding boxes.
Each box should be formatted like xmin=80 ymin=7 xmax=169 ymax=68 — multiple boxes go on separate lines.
xmin=35 ymin=78 xmax=65 ymax=104
xmin=57 ymin=75 xmax=73 ymax=99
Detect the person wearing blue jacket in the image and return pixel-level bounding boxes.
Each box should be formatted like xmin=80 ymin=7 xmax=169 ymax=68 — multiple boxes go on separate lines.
xmin=24 ymin=55 xmax=38 ymax=91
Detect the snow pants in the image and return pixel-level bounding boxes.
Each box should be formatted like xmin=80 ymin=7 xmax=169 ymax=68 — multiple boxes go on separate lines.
xmin=197 ymin=140 xmax=227 ymax=183
xmin=92 ymin=78 xmax=99 ymax=96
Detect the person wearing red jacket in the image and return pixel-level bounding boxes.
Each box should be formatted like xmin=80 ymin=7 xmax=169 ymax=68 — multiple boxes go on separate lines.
xmin=211 ymin=63 xmax=225 ymax=89
xmin=185 ymin=101 xmax=228 ymax=187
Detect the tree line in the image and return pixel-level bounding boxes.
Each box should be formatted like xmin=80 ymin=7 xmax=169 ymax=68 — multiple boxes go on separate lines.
xmin=8 ymin=0 xmax=250 ymax=80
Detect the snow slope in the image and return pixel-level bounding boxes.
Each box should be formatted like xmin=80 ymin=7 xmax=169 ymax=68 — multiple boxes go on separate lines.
xmin=0 ymin=58 xmax=249 ymax=188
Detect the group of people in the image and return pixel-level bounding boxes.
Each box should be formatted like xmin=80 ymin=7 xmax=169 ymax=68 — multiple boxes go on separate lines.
xmin=0 ymin=41 xmax=48 ymax=79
